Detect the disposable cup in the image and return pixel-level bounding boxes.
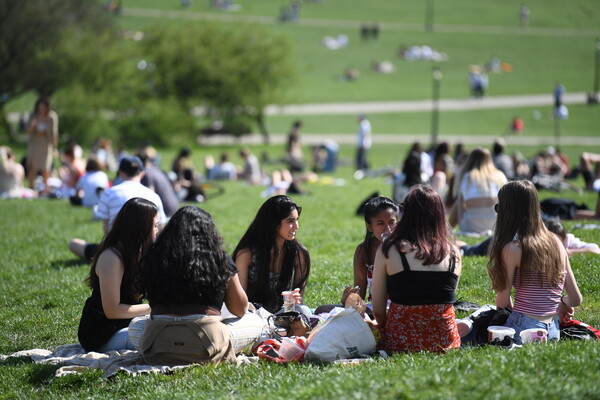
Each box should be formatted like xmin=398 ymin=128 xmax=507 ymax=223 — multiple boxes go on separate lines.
xmin=278 ymin=338 xmax=304 ymax=361
xmin=282 ymin=291 xmax=295 ymax=312
xmin=487 ymin=325 xmax=516 ymax=342
xmin=519 ymin=328 xmax=548 ymax=343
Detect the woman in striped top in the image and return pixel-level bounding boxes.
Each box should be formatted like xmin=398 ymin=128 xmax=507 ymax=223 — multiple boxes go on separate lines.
xmin=488 ymin=180 xmax=582 ymax=343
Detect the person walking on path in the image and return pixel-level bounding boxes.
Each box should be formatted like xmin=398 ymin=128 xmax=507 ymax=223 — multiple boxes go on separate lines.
xmin=356 ymin=114 xmax=372 ymax=171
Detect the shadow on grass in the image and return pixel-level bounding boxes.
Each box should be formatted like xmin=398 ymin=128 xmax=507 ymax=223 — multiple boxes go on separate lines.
xmin=28 ymin=363 xmax=61 ymax=385
xmin=50 ymin=258 xmax=89 ymax=270
xmin=0 ymin=356 xmax=35 ymax=366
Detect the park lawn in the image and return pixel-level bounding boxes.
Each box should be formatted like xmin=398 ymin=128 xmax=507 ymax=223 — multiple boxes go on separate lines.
xmin=262 ymin=104 xmax=600 ymax=137
xmin=111 ymin=12 xmax=599 ymax=104
xmin=124 ymin=0 xmax=600 ymax=30
xmin=5 ymin=1 xmax=600 ymax=146
xmin=0 ymin=142 xmax=599 ymax=399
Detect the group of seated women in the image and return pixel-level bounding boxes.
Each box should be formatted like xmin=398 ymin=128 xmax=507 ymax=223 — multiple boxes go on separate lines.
xmin=78 ymin=180 xmax=583 ymax=365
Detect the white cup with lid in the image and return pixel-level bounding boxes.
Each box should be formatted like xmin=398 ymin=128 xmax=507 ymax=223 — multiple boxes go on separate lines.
xmin=519 ymin=328 xmax=548 ymax=343
xmin=487 ymin=325 xmax=516 ymax=342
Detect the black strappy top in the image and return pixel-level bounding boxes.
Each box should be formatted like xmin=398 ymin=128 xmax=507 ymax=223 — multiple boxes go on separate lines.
xmin=387 ymin=252 xmax=458 ymax=305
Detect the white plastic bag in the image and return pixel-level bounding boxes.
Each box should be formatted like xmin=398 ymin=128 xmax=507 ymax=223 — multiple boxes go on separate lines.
xmin=304 ymin=308 xmax=376 ymax=362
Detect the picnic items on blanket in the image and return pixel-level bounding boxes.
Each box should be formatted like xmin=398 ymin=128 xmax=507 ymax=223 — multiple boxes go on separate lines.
xmin=487 ymin=326 xmax=516 ymax=342
xmin=269 ymin=310 xmax=311 ymax=338
xmin=256 ymin=337 xmax=308 ymax=363
xmin=304 ymin=307 xmax=376 ymax=362
xmin=519 ymin=328 xmax=548 ymax=343
xmin=560 ymin=319 xmax=600 ymax=340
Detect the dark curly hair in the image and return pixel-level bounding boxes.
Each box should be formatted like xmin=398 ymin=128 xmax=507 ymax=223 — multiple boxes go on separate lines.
xmin=232 ymin=195 xmax=310 ymax=312
xmin=86 ymin=197 xmax=158 ymax=294
xmin=137 ymin=206 xmax=233 ymax=307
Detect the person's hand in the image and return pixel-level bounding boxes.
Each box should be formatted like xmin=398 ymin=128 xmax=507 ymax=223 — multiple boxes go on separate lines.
xmin=559 ymin=302 xmax=574 ymax=323
xmin=340 ymin=285 xmax=360 ymax=305
xmin=291 ymin=288 xmax=302 ymax=304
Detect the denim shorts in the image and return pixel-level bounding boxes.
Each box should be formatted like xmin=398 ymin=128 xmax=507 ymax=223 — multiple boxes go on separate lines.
xmin=505 ymin=311 xmax=560 ymax=344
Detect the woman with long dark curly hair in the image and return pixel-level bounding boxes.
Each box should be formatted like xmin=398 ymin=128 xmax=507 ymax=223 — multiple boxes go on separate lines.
xmin=232 ymin=195 xmax=310 ymax=314
xmin=132 ymin=206 xmax=262 ymax=366
xmin=78 ymin=197 xmax=159 ymax=352
xmin=488 ymin=180 xmax=582 ymax=343
xmin=372 ymin=185 xmax=462 ymax=353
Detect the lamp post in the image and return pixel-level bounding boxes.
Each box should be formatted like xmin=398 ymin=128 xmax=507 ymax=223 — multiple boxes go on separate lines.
xmin=425 ymin=0 xmax=434 ymax=32
xmin=430 ymin=65 xmax=442 ymax=147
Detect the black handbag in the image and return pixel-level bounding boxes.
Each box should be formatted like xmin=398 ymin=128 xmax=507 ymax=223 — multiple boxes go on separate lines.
xmin=269 ymin=311 xmax=311 ymax=337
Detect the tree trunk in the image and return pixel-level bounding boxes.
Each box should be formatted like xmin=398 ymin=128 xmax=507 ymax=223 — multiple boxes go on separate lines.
xmin=256 ymin=112 xmax=270 ymax=145
xmin=0 ymin=104 xmax=17 ymax=143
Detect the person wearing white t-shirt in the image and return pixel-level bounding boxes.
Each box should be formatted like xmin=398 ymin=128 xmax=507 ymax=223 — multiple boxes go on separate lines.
xmin=70 ymin=159 xmax=109 ymax=207
xmin=69 ymin=155 xmax=166 ymax=261
xmin=356 ymin=114 xmax=372 ymax=171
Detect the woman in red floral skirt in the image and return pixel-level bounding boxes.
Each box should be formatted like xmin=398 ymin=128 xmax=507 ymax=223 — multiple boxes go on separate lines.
xmin=372 ymin=185 xmax=462 ymax=352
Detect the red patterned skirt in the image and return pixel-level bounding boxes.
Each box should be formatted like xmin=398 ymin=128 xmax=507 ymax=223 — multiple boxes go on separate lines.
xmin=379 ymin=302 xmax=460 ymax=353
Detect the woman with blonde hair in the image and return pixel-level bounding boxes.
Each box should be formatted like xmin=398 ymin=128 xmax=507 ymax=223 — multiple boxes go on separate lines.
xmin=488 ymin=180 xmax=582 ymax=343
xmin=450 ymin=147 xmax=507 ymax=235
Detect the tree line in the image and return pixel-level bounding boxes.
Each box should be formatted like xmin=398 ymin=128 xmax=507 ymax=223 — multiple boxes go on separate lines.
xmin=0 ymin=0 xmax=295 ymax=146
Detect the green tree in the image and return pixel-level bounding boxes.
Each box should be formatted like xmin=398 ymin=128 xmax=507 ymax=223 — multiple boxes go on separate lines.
xmin=142 ymin=22 xmax=296 ymax=143
xmin=0 ymin=0 xmax=114 ymax=140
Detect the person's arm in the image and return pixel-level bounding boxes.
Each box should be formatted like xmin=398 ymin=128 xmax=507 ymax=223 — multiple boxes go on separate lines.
xmin=291 ymin=248 xmax=309 ymax=303
xmin=558 ymin=246 xmax=583 ymax=322
xmin=564 ymin=234 xmax=600 ymax=255
xmin=351 ymin=244 xmax=368 ymax=300
xmin=50 ymin=115 xmax=58 ymax=150
xmin=27 ymin=117 xmax=37 ymax=134
xmin=372 ymin=247 xmax=388 ymax=328
xmin=234 ymin=248 xmax=252 ymax=292
xmin=567 ymin=246 xmax=600 ymax=256
xmin=96 ymin=249 xmax=150 ymax=319
xmin=495 ymin=242 xmax=519 ymax=309
xmin=451 ymin=244 xmax=462 ymax=286
xmin=224 ymin=273 xmax=249 ymax=318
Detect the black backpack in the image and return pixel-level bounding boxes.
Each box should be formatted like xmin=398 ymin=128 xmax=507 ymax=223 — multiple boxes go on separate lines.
xmin=540 ymin=198 xmax=588 ymax=220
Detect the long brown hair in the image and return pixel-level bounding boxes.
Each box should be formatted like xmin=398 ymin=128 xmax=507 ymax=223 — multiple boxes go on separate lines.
xmin=382 ymin=185 xmax=452 ymax=265
xmin=86 ymin=197 xmax=158 ymax=293
xmin=487 ymin=180 xmax=563 ymax=291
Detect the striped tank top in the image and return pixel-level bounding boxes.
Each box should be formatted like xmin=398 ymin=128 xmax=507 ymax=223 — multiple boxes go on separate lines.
xmin=513 ymin=267 xmax=566 ymax=316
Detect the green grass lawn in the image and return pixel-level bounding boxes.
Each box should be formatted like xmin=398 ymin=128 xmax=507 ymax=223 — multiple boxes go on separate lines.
xmin=1 ymin=141 xmax=599 ymax=399
xmin=263 ymin=104 xmax=600 ymax=137
xmin=113 ymin=0 xmax=600 ymax=104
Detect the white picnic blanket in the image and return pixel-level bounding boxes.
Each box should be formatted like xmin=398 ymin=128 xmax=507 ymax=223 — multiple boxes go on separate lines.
xmin=1 ymin=344 xmax=258 ymax=378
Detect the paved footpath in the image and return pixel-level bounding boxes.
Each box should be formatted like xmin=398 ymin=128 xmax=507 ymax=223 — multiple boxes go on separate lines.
xmin=123 ymin=8 xmax=600 ymax=38
xmin=199 ymin=132 xmax=600 ymax=147
xmin=263 ymin=92 xmax=589 ymax=116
